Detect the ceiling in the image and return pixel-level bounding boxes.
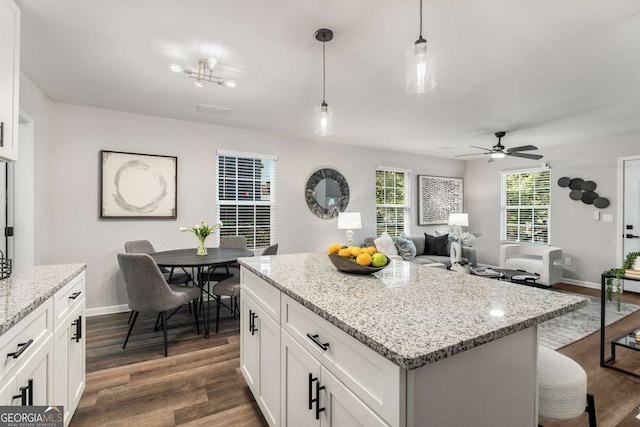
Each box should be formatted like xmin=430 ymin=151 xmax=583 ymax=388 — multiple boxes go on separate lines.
xmin=16 ymin=0 xmax=640 ymax=159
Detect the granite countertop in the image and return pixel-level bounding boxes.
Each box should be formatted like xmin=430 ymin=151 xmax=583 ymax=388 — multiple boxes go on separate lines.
xmin=239 ymin=253 xmax=587 ymax=370
xmin=0 ymin=264 xmax=87 ymax=337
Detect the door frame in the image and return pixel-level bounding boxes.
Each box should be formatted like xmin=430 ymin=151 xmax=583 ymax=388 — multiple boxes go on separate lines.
xmin=616 ymin=155 xmax=640 ymax=271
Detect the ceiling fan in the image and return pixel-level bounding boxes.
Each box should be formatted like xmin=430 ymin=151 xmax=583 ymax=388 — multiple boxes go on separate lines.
xmin=456 ymin=132 xmax=543 ymax=162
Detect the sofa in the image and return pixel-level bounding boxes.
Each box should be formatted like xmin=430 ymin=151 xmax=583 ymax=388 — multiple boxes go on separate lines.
xmin=364 ymin=234 xmax=477 ymax=268
xmin=499 ymin=244 xmax=563 ymax=286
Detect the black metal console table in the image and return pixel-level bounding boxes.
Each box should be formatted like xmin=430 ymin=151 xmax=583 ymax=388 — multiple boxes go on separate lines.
xmin=600 ymin=272 xmax=640 ymax=378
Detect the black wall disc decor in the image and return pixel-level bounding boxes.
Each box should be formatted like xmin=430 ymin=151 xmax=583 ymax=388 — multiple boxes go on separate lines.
xmin=558 ymin=176 xmax=609 ymax=209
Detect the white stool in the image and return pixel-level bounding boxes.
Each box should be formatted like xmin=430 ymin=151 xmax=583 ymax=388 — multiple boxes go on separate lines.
xmin=538 ymin=346 xmax=596 ymax=426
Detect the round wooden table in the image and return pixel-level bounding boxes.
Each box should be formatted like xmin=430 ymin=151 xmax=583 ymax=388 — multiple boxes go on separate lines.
xmin=150 ymin=247 xmax=254 ymax=337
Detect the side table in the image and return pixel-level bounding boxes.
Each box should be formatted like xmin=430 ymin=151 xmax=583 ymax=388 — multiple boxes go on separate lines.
xmin=600 ymin=272 xmax=640 ymax=378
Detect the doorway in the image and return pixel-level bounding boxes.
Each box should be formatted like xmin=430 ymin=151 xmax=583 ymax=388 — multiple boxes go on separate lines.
xmin=618 ymin=156 xmax=640 ymax=293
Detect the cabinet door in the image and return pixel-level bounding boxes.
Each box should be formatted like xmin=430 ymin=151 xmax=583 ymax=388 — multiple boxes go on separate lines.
xmin=240 ymin=295 xmax=260 ymax=393
xmin=68 ymin=307 xmax=86 ymax=419
xmin=16 ymin=334 xmax=53 ymax=406
xmin=320 ymin=367 xmax=388 ymax=427
xmin=257 ymin=304 xmax=280 ymax=427
xmin=0 ymin=0 xmax=20 ymax=161
xmin=0 ymin=374 xmax=17 ymax=406
xmin=281 ymin=330 xmax=321 ymax=427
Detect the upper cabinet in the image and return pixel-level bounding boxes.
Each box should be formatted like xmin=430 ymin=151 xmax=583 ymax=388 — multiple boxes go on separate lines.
xmin=0 ymin=0 xmax=20 ymax=162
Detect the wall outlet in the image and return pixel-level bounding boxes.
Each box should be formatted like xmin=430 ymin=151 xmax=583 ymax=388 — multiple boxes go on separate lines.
xmin=593 ymin=211 xmax=600 ymax=221
xmin=564 ymin=257 xmax=572 ymax=266
xmin=603 ymin=214 xmax=614 ymax=223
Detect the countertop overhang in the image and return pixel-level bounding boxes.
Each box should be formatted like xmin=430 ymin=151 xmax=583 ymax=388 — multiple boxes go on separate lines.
xmin=0 ymin=263 xmax=87 ymax=336
xmin=239 ymin=253 xmax=587 ymax=369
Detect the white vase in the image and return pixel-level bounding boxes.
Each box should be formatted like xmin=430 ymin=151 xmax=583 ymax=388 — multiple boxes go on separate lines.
xmin=633 ymin=257 xmax=640 ymax=271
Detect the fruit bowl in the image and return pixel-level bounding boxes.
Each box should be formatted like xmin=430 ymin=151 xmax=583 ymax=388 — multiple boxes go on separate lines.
xmin=327 ymin=254 xmax=390 ymax=275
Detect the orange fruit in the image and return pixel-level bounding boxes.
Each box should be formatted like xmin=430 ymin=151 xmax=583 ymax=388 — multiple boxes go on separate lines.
xmin=364 ymin=246 xmax=377 ymax=255
xmin=351 ymin=247 xmax=363 ymax=257
xmin=327 ymin=243 xmax=341 ymax=255
xmin=338 ymin=248 xmax=353 ymax=258
xmin=356 ymin=253 xmax=372 ymax=266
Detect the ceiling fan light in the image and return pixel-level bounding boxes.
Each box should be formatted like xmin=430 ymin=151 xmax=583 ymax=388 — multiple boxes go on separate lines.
xmin=491 ymin=152 xmax=505 ymax=159
xmin=169 ymin=63 xmax=182 ymax=73
xmin=207 ymin=57 xmax=218 ymax=69
xmin=224 ymin=80 xmax=237 ymax=88
xmin=194 ymin=80 xmax=203 ymax=88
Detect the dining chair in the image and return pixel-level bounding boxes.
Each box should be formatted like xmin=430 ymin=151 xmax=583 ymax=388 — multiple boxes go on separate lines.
xmin=212 ymin=274 xmax=241 ymax=333
xmin=124 ymin=240 xmax=192 ymax=286
xmin=261 ymin=243 xmax=278 ymax=256
xmin=117 ymin=253 xmax=201 ymax=357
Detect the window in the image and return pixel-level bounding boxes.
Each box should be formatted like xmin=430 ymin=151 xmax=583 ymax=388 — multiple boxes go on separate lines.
xmin=216 ymin=151 xmax=277 ymax=250
xmin=375 ymin=168 xmax=409 ymax=237
xmin=501 ymin=168 xmax=550 ymax=244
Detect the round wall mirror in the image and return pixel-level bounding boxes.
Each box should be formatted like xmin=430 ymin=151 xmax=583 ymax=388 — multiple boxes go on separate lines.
xmin=305 ymin=168 xmax=350 ymax=219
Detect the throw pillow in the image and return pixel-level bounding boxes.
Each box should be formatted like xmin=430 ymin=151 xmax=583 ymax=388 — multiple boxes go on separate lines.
xmin=393 ymin=236 xmax=417 ymax=260
xmin=424 ymin=233 xmax=436 ymax=255
xmin=374 ymin=232 xmax=398 ymax=256
xmin=434 ymin=234 xmax=449 ymax=256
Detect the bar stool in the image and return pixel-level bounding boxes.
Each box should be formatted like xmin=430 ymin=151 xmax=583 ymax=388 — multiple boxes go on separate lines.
xmin=538 ymin=345 xmax=596 ymax=426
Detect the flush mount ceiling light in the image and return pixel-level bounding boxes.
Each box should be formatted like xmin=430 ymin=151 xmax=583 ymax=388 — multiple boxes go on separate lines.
xmin=314 ymin=28 xmax=334 ymax=136
xmin=406 ymin=0 xmax=436 ymax=94
xmin=169 ymin=57 xmax=236 ymax=89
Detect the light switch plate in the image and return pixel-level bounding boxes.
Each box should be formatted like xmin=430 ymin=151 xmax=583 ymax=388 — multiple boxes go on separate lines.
xmin=593 ymin=211 xmax=600 ymax=221
xmin=603 ymin=214 xmax=614 ymax=223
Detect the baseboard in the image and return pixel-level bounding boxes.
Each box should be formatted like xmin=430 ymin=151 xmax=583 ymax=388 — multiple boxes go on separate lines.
xmin=85 ymin=304 xmax=130 ymax=317
xmin=559 ymin=277 xmax=600 ymax=290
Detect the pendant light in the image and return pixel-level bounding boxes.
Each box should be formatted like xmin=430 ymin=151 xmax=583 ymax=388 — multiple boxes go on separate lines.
xmin=406 ymin=0 xmax=436 ymax=93
xmin=314 ymin=28 xmax=334 ymax=136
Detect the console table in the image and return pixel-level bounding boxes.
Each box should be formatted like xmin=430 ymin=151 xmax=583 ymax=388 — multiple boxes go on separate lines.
xmin=600 ymin=272 xmax=640 ymax=378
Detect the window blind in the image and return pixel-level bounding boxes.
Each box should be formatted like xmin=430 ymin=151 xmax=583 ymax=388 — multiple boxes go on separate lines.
xmin=375 ymin=169 xmax=409 ymax=237
xmin=501 ymin=168 xmax=550 ymax=244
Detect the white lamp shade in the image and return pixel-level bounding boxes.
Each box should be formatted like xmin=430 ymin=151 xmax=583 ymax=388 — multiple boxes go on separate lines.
xmin=406 ymin=40 xmax=436 ymax=94
xmin=448 ymin=213 xmax=468 ymax=227
xmin=337 ymin=212 xmax=362 ymax=230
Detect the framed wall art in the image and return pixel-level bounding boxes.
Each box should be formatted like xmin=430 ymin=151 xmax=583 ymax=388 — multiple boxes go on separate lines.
xmin=100 ymin=150 xmax=177 ymax=219
xmin=417 ymin=175 xmax=463 ymax=225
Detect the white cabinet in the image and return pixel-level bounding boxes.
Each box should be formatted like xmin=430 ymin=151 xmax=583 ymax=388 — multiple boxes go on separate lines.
xmin=240 ymin=270 xmax=280 ymax=427
xmin=281 ymin=330 xmax=387 ymax=427
xmin=0 ymin=0 xmax=20 ymax=161
xmin=15 ymin=334 xmax=54 ymax=406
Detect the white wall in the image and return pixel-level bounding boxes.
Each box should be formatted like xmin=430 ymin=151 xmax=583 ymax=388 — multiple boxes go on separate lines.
xmin=46 ymin=103 xmax=465 ymax=311
xmin=17 ymin=74 xmax=53 ymax=265
xmin=466 ymin=137 xmax=640 ymax=285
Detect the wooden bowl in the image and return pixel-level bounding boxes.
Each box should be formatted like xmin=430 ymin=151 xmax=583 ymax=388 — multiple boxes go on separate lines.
xmin=327 ymin=254 xmax=389 ymax=275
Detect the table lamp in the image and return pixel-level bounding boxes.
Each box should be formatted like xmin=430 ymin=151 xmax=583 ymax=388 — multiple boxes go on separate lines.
xmin=337 ymin=212 xmax=362 ymax=245
xmin=448 ymin=213 xmax=469 ymax=227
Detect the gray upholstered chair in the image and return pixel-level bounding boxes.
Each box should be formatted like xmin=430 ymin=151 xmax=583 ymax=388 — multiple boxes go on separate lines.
xmin=118 ymin=253 xmax=201 ymax=357
xmin=261 ymin=243 xmax=278 ymax=256
xmin=220 ymin=235 xmax=247 ymax=249
xmin=124 ymin=240 xmax=192 ymax=286
xmin=212 ymin=274 xmax=241 ymax=333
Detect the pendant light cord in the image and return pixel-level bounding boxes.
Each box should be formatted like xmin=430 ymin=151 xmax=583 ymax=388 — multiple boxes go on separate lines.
xmin=322 ymin=39 xmax=326 ymax=104
xmin=419 ymin=0 xmax=423 ymax=39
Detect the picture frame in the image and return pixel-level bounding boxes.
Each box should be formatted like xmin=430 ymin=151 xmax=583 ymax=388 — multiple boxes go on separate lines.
xmin=417 ymin=175 xmax=463 ymax=225
xmin=100 ymin=150 xmax=177 ymax=219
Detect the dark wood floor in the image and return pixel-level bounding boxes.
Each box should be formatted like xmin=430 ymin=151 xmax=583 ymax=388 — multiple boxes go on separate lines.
xmin=71 ymin=286 xmax=640 ymax=426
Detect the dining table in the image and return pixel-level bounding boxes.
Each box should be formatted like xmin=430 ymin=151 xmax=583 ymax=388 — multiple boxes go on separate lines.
xmin=150 ymin=247 xmax=254 ymax=337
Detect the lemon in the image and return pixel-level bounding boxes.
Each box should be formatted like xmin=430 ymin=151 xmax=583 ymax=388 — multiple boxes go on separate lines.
xmin=351 ymin=247 xmax=363 ymax=257
xmin=338 ymin=248 xmax=353 ymax=258
xmin=356 ymin=253 xmax=372 ymax=266
xmin=363 ymin=246 xmax=377 ymax=255
xmin=328 ymin=243 xmax=341 ymax=255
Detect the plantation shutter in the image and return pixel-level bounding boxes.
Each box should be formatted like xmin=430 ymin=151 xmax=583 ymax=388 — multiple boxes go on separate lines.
xmin=501 ymin=168 xmax=550 ymax=244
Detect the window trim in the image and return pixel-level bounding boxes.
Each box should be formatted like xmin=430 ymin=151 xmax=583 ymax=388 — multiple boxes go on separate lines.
xmin=375 ymin=166 xmax=410 ymax=237
xmin=500 ymin=166 xmax=551 ymax=245
xmin=215 ymin=151 xmax=277 ymax=250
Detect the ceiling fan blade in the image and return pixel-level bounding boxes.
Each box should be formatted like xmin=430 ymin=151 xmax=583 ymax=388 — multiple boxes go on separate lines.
xmin=455 ymin=152 xmax=490 ymax=157
xmin=506 ymin=145 xmax=538 ymax=153
xmin=507 ymin=152 xmax=543 ymax=160
xmin=470 ymin=145 xmax=492 ymax=152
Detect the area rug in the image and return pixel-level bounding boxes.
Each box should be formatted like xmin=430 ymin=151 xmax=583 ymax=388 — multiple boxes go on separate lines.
xmin=538 ymin=293 xmax=640 ymax=350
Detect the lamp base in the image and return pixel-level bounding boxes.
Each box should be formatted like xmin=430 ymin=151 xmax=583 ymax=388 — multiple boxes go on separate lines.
xmin=346 ymin=229 xmax=354 ymax=246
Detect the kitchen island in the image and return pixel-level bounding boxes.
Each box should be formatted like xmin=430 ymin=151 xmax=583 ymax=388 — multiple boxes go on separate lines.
xmin=238 ymin=253 xmax=587 ymax=427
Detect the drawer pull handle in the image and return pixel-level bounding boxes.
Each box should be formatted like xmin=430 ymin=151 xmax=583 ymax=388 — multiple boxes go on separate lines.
xmin=11 ymin=379 xmax=33 ymax=406
xmin=315 ymin=379 xmax=326 ymax=420
xmin=306 ymin=333 xmax=329 ymax=351
xmin=0 ymin=122 xmax=3 ymax=148
xmin=69 ymin=291 xmax=82 ymax=300
xmin=72 ymin=316 xmax=82 ymax=342
xmin=249 ymin=310 xmax=258 ymax=335
xmin=308 ymin=373 xmax=315 ymax=410
xmin=7 ymin=339 xmax=33 ymax=359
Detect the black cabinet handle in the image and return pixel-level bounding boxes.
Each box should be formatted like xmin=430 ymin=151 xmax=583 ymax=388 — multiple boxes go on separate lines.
xmin=308 ymin=373 xmax=315 ymax=410
xmin=249 ymin=310 xmax=258 ymax=335
xmin=315 ymin=379 xmax=326 ymax=420
xmin=0 ymin=122 xmax=4 ymax=148
xmin=7 ymin=339 xmax=33 ymax=359
xmin=72 ymin=316 xmax=82 ymax=342
xmin=306 ymin=333 xmax=329 ymax=351
xmin=27 ymin=379 xmax=33 ymax=406
xmin=13 ymin=384 xmax=28 ymax=406
xmin=69 ymin=291 xmax=82 ymax=300
xmin=626 ymin=234 xmax=640 ymax=239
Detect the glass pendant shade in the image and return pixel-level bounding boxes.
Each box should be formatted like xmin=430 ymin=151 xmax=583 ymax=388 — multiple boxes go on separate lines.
xmin=406 ymin=40 xmax=436 ymax=93
xmin=314 ymin=102 xmax=333 ymax=136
